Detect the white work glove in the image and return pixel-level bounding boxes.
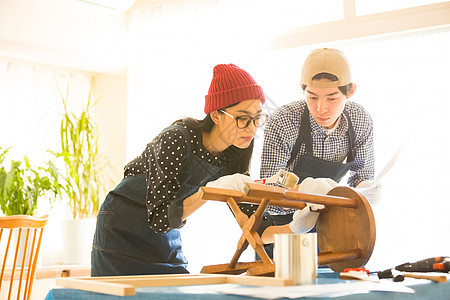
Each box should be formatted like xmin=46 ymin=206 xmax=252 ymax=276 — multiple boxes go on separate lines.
xmin=205 ymin=173 xmax=253 ymax=192
xmin=356 ymin=180 xmax=382 ymax=206
xmin=289 ymin=177 xmax=336 ymax=233
xmin=289 ymin=204 xmax=321 ymax=234
xmin=297 ymin=177 xmax=337 ymax=197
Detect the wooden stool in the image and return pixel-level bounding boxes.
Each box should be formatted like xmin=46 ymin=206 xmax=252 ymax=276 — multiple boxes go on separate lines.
xmin=199 ymin=183 xmax=375 ymax=275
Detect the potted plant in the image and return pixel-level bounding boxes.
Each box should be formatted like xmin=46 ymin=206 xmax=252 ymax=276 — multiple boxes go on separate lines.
xmin=51 ymin=85 xmax=107 ymax=264
xmin=0 ymin=147 xmax=62 ymax=216
xmin=55 ymin=86 xmax=102 ymax=219
xmin=0 ymin=146 xmax=62 ymax=266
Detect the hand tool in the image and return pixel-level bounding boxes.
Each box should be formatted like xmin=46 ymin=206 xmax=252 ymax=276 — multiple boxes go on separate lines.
xmin=377 ymin=268 xmax=447 ymax=283
xmin=254 ymin=169 xmax=299 ymax=189
xmin=395 ymin=257 xmax=450 ymax=273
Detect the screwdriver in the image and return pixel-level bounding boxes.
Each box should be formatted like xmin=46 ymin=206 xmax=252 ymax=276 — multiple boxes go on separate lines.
xmin=395 ymin=257 xmax=450 ymax=273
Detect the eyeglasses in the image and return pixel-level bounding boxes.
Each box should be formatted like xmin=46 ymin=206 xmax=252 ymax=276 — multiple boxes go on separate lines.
xmin=220 ymin=110 xmax=268 ymax=129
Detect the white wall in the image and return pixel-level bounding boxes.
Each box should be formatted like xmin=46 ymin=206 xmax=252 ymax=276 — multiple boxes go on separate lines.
xmin=92 ymin=74 xmax=128 ymax=192
xmin=0 ymin=0 xmax=128 ymax=73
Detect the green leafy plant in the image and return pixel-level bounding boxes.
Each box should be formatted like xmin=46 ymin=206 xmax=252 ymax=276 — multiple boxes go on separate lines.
xmin=53 ymin=85 xmax=104 ymax=219
xmin=0 ymin=147 xmax=62 ymax=216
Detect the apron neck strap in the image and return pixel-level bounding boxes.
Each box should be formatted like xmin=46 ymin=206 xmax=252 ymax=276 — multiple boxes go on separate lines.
xmin=286 ymin=106 xmax=312 ymax=167
xmin=343 ymin=109 xmax=356 ymax=162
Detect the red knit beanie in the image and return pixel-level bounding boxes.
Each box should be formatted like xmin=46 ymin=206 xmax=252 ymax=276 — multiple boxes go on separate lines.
xmin=204 ymin=64 xmax=265 ymax=114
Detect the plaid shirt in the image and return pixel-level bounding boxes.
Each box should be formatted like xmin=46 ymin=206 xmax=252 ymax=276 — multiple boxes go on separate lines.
xmin=261 ymin=100 xmax=374 ymax=215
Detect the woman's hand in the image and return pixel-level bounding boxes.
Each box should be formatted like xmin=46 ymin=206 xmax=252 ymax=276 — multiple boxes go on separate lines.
xmin=205 ymin=173 xmax=253 ymax=192
xmin=183 ymin=174 xmax=252 ymax=220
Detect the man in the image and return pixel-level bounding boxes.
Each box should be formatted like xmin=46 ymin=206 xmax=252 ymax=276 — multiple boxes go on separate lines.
xmin=260 ymin=48 xmax=380 ymax=238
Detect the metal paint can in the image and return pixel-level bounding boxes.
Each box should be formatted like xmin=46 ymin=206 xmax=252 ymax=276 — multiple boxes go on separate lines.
xmin=274 ymin=233 xmax=318 ymax=285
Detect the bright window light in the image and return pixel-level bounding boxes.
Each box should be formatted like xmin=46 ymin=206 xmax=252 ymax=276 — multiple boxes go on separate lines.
xmin=355 ymin=0 xmax=447 ymax=15
xmin=73 ymin=0 xmax=135 ymax=12
xmin=259 ymin=0 xmax=343 ymax=36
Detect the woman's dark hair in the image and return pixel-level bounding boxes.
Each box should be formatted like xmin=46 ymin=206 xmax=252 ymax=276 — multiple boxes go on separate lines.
xmin=301 ymin=73 xmax=353 ymax=96
xmin=172 ymin=103 xmax=253 ymax=174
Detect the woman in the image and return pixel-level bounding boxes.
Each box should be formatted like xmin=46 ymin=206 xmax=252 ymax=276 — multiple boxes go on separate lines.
xmin=91 ymin=63 xmax=269 ymax=276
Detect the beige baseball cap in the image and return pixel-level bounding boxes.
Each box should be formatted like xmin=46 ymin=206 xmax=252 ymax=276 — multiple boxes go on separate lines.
xmin=301 ymin=48 xmax=351 ymax=88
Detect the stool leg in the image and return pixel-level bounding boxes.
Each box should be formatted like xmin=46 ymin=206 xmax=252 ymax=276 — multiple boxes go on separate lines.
xmin=227 ymin=198 xmax=250 ymax=269
xmin=249 ymin=199 xmax=272 ymax=265
xmin=229 ymin=237 xmax=249 ymax=269
xmin=227 ymin=198 xmax=273 ymax=269
xmin=318 ymin=249 xmax=362 ymax=265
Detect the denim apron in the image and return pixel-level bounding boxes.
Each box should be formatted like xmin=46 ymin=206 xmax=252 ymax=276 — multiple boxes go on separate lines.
xmin=261 ymin=107 xmax=356 ymax=258
xmin=288 ymin=106 xmax=356 ymax=183
xmin=91 ymin=125 xmax=228 ymax=276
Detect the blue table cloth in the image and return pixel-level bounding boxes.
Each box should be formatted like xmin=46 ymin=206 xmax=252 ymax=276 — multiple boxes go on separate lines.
xmin=45 ymin=270 xmax=450 ymax=300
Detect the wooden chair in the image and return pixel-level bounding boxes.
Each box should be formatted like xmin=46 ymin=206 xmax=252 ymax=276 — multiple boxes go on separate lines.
xmin=199 ymin=183 xmax=375 ymax=276
xmin=0 ymin=215 xmax=49 ymax=300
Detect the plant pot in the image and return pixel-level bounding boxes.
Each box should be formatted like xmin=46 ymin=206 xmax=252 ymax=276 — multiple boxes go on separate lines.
xmin=59 ymin=218 xmax=97 ymax=265
xmin=40 ymin=218 xmax=63 ymax=265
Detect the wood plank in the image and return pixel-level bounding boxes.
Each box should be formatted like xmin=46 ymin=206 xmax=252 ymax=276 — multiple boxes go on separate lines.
xmin=2 ymin=265 xmax=91 ymax=281
xmin=55 ymin=274 xmax=295 ymax=296
xmin=201 ymin=261 xmax=266 ymax=275
xmin=200 ymin=186 xmax=308 ymax=209
xmin=245 ymin=183 xmax=358 ymax=208
xmin=225 ymin=275 xmax=294 ymax=286
xmin=94 ymin=275 xmax=228 ymax=286
xmin=246 ymin=264 xmax=275 ymax=277
xmin=198 ymin=187 xmax=245 ymax=200
xmin=56 ymin=278 xmax=136 ymax=296
xmin=318 ymin=249 xmax=362 ymax=265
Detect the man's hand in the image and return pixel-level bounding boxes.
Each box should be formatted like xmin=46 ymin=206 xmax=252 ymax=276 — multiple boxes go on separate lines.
xmin=289 ymin=177 xmax=337 ymax=233
xmin=289 ymin=204 xmax=322 ymax=233
xmin=297 ymin=177 xmax=338 ymax=195
xmin=356 ymin=180 xmax=382 ymax=206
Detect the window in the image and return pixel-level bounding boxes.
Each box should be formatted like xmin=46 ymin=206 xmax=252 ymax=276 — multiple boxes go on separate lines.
xmin=355 ymin=0 xmax=447 ymax=15
xmin=259 ymin=0 xmax=343 ymax=36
